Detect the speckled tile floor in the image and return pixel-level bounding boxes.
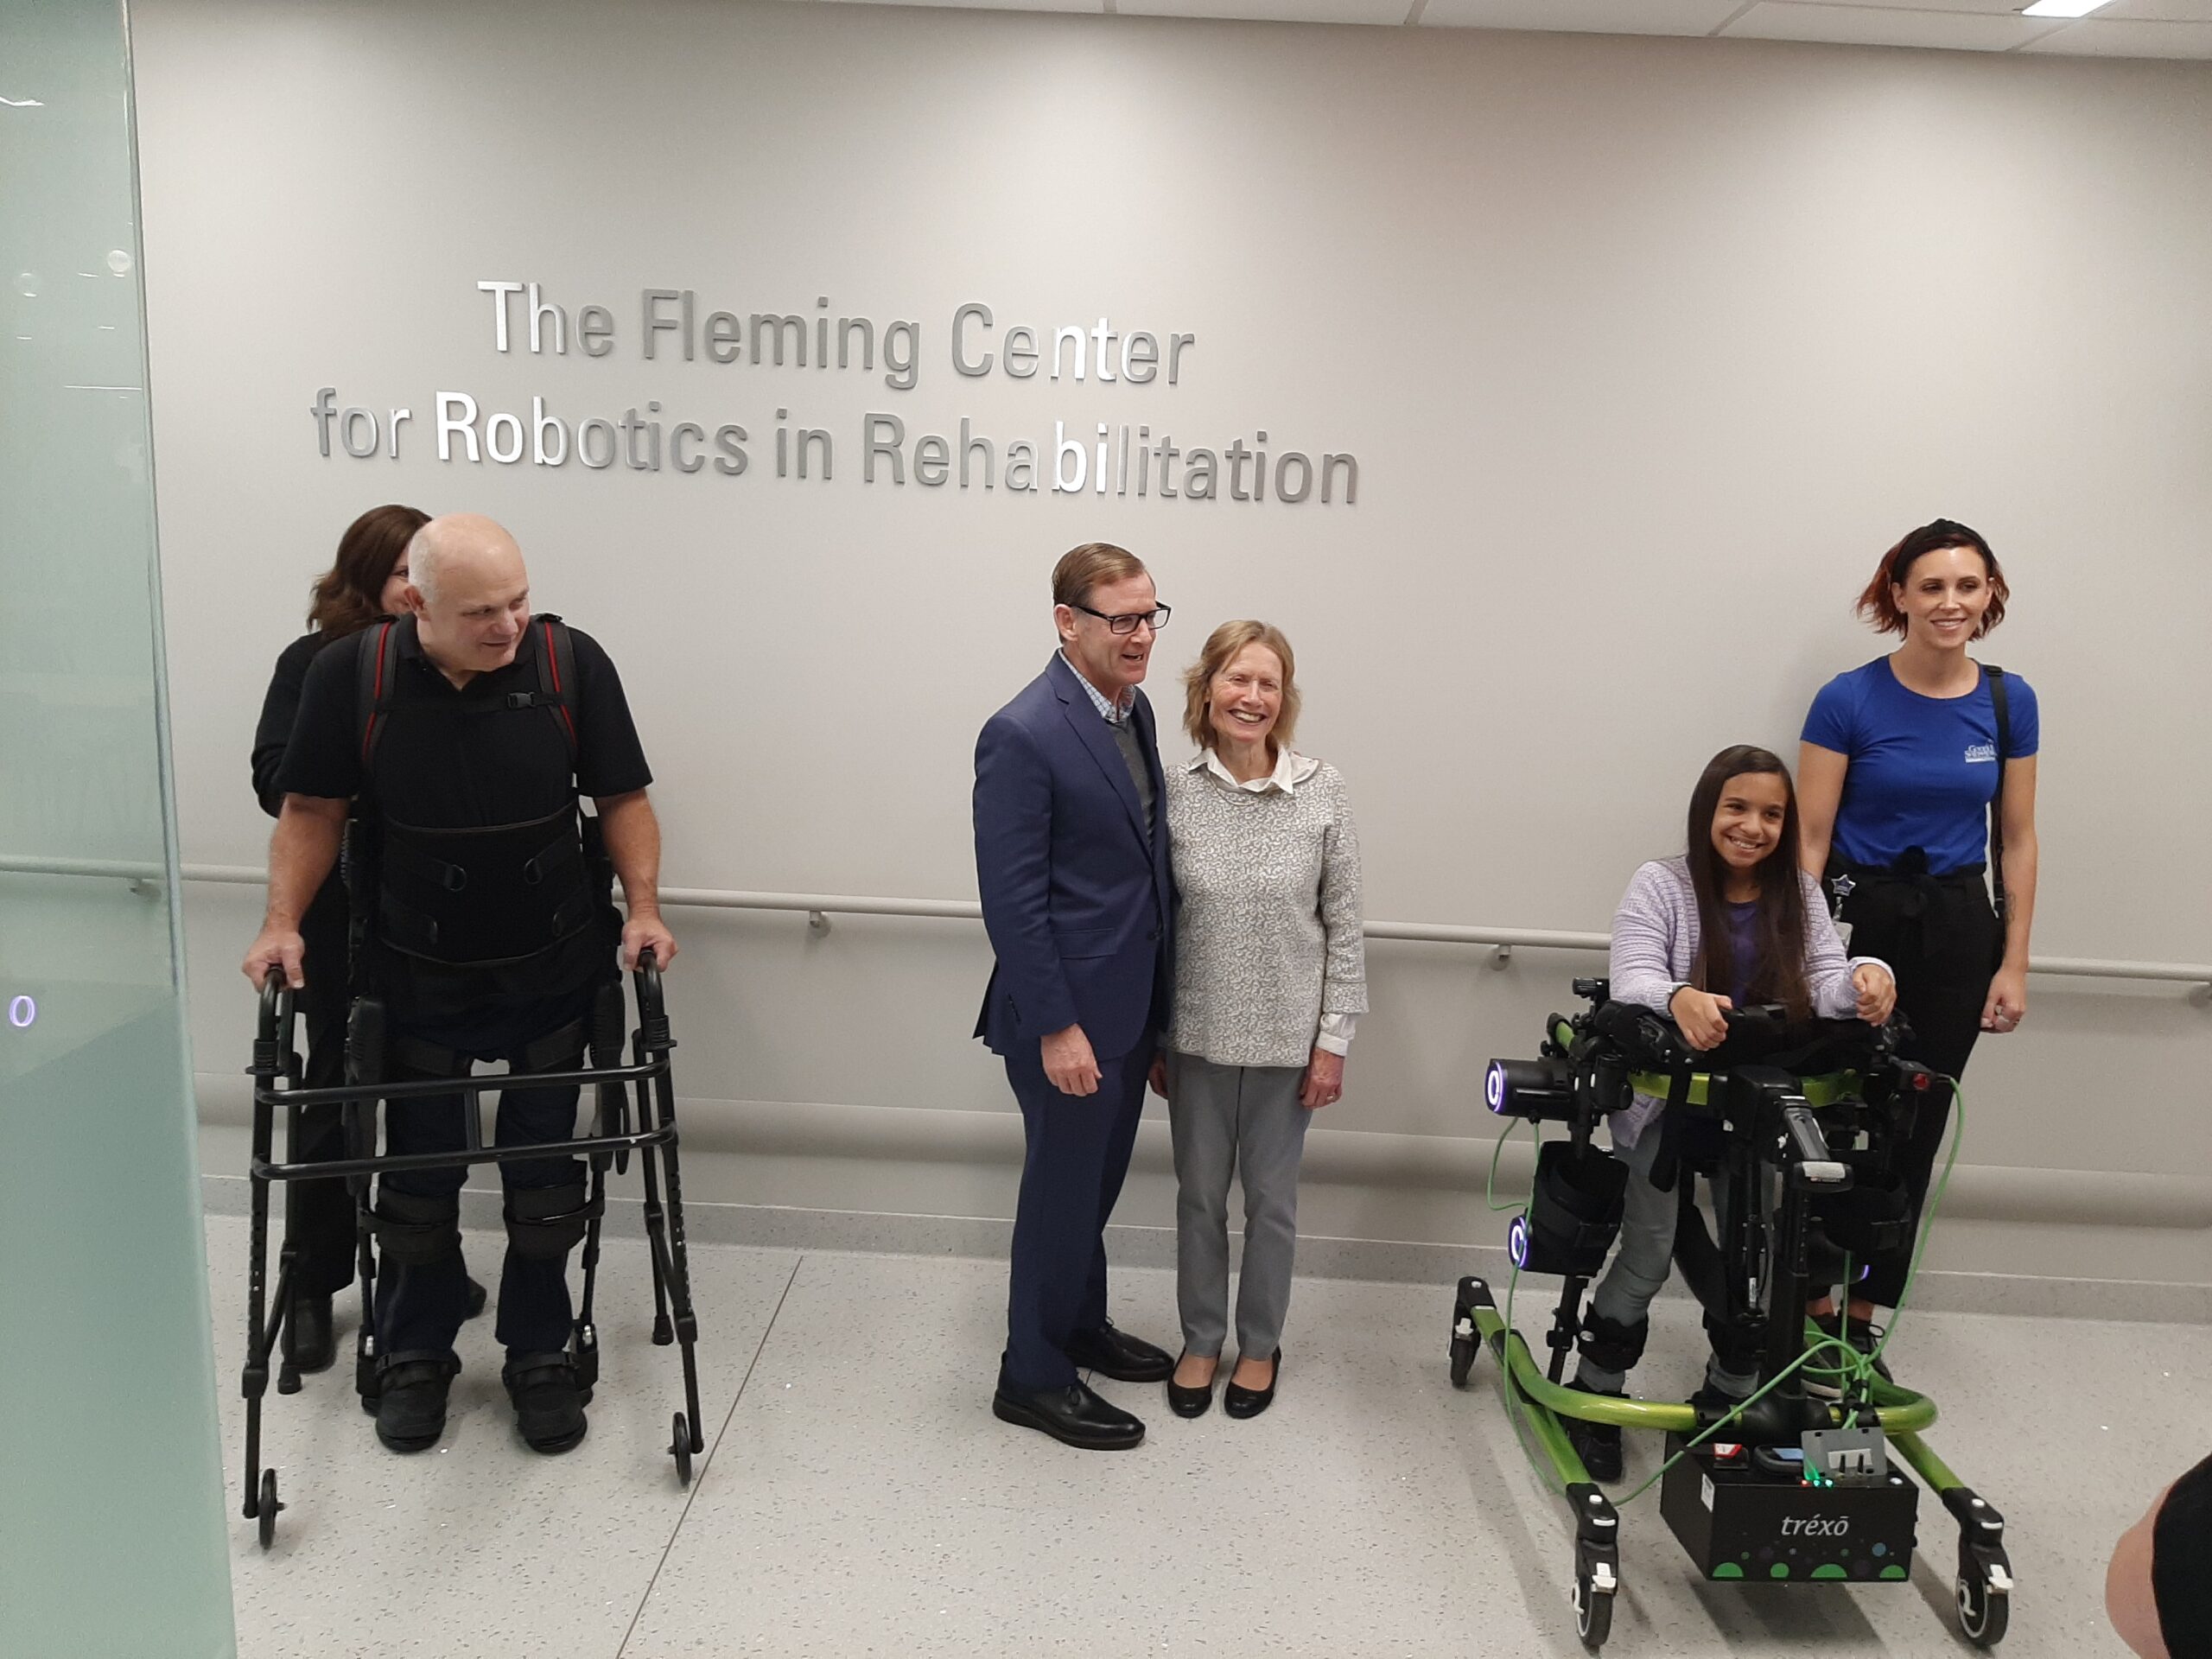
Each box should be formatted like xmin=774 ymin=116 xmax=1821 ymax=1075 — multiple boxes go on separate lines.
xmin=206 ymin=1217 xmax=2204 ymax=1658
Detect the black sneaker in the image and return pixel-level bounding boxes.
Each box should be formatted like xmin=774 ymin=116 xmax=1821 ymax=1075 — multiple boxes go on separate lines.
xmin=1563 ymin=1381 xmax=1624 ymax=1483
xmin=503 ymin=1351 xmax=588 ymax=1453
xmin=1805 ymin=1312 xmax=1892 ymax=1399
xmin=373 ymin=1352 xmax=459 ymax=1452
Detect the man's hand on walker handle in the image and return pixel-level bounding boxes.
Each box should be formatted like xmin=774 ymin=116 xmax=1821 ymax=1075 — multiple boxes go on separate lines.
xmin=1043 ymin=1023 xmax=1101 ymax=1096
xmin=242 ymin=925 xmax=306 ymax=992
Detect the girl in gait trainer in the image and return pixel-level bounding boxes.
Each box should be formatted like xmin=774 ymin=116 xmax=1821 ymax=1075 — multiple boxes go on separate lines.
xmin=1563 ymin=745 xmax=1896 ymax=1484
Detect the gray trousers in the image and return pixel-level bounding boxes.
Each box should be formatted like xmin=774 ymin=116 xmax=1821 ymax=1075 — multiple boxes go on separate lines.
xmin=1574 ymin=1125 xmax=1758 ymax=1402
xmin=1166 ymin=1052 xmax=1311 ymax=1360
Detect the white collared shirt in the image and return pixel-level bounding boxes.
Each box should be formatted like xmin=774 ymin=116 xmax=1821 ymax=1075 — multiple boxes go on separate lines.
xmin=1192 ymin=745 xmax=1321 ymax=796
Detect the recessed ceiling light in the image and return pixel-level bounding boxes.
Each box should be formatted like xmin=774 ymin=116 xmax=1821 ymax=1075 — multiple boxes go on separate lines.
xmin=2021 ymin=1 xmax=2114 ymax=16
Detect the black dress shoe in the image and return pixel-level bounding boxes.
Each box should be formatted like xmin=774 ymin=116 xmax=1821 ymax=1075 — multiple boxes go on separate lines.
xmin=1223 ymin=1348 xmax=1281 ymax=1420
xmin=1166 ymin=1355 xmax=1216 ymax=1420
xmin=1065 ymin=1322 xmax=1173 ymax=1383
xmin=374 ymin=1352 xmax=459 ymax=1453
xmin=992 ymin=1382 xmax=1145 ymax=1450
xmin=283 ymin=1292 xmax=337 ymax=1374
xmin=464 ymin=1274 xmax=489 ymax=1320
xmin=503 ymin=1351 xmax=588 ymax=1453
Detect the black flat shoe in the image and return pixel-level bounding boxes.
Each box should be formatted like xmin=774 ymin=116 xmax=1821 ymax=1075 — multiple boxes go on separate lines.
xmin=503 ymin=1351 xmax=588 ymax=1454
xmin=1223 ymin=1348 xmax=1281 ymax=1421
xmin=1166 ymin=1354 xmax=1216 ymax=1420
xmin=283 ymin=1291 xmax=337 ymax=1374
xmin=992 ymin=1381 xmax=1145 ymax=1450
xmin=373 ymin=1352 xmax=459 ymax=1453
xmin=1065 ymin=1322 xmax=1173 ymax=1383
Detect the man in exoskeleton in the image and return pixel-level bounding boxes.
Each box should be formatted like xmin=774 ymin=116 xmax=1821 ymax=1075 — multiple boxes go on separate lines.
xmin=244 ymin=512 xmax=677 ymax=1455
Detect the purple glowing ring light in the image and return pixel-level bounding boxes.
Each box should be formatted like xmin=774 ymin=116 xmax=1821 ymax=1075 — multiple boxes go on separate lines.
xmin=1507 ymin=1213 xmax=1530 ymax=1270
xmin=7 ymin=995 xmax=31 ymax=1029
xmin=1484 ymin=1061 xmax=1507 ymax=1114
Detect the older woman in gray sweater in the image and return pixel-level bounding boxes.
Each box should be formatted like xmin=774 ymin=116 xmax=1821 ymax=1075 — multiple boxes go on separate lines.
xmin=1147 ymin=620 xmax=1365 ymax=1421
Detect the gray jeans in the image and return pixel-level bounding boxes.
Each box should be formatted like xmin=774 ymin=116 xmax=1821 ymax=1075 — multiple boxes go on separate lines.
xmin=1166 ymin=1052 xmax=1311 ymax=1360
xmin=1574 ymin=1124 xmax=1758 ymax=1402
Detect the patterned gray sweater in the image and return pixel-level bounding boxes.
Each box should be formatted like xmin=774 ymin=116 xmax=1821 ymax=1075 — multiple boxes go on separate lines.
xmin=1163 ymin=753 xmax=1368 ymax=1068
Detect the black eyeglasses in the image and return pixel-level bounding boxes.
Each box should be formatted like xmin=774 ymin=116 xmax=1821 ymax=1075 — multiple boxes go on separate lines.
xmin=1071 ymin=601 xmax=1172 ymax=636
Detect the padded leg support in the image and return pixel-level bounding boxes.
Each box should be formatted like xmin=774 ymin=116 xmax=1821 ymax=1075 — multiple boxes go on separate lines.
xmin=372 ymin=1190 xmax=461 ymax=1267
xmin=1577 ymin=1310 xmax=1649 ymax=1378
xmin=504 ymin=1173 xmax=600 ymax=1262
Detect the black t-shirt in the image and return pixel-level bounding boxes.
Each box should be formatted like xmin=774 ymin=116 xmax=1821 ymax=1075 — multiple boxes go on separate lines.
xmin=2157 ymin=1452 xmax=2212 ymax=1659
xmin=276 ymin=616 xmax=652 ymax=1040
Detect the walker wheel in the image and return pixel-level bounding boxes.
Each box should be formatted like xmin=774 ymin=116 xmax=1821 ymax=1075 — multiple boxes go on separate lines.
xmin=257 ymin=1469 xmax=282 ymax=1550
xmin=1957 ymin=1567 xmax=2008 ymax=1647
xmin=1573 ymin=1566 xmax=1611 ymax=1649
xmin=671 ymin=1413 xmax=693 ymax=1486
xmin=1449 ymin=1332 xmax=1478 ymax=1389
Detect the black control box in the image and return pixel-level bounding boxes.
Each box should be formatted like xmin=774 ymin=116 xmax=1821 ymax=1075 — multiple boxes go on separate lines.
xmin=1660 ymin=1433 xmax=1919 ymax=1584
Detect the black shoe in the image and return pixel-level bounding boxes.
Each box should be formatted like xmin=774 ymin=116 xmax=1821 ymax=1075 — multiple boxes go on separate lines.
xmin=992 ymin=1381 xmax=1145 ymax=1450
xmin=373 ymin=1352 xmax=458 ymax=1452
xmin=283 ymin=1292 xmax=337 ymax=1374
xmin=1689 ymin=1380 xmax=1751 ymax=1425
xmin=503 ymin=1351 xmax=588 ymax=1453
xmin=1065 ymin=1322 xmax=1173 ymax=1383
xmin=1223 ymin=1348 xmax=1281 ymax=1421
xmin=1563 ymin=1381 xmax=1625 ymax=1483
xmin=1805 ymin=1311 xmax=1892 ymax=1399
xmin=1166 ymin=1354 xmax=1217 ymax=1420
xmin=464 ymin=1274 xmax=489 ymax=1320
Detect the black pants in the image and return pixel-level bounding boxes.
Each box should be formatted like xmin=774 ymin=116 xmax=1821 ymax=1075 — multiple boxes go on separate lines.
xmin=1834 ymin=868 xmax=2000 ymax=1307
xmin=373 ymin=988 xmax=594 ymax=1360
xmin=282 ymin=880 xmax=358 ymax=1299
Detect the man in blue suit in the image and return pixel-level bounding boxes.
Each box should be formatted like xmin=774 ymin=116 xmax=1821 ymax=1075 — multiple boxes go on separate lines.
xmin=975 ymin=543 xmax=1177 ymax=1449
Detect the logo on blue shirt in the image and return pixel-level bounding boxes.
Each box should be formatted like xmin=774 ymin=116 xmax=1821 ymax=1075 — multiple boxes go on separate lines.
xmin=1964 ymin=743 xmax=1997 ymax=765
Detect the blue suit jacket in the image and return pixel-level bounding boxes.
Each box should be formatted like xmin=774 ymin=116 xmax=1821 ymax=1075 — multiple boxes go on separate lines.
xmin=973 ymin=654 xmax=1174 ymax=1062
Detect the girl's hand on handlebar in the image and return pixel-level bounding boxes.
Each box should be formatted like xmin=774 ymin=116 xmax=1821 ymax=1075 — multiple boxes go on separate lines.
xmin=1669 ymin=987 xmax=1732 ymax=1051
xmin=1853 ymin=963 xmax=1897 ymax=1027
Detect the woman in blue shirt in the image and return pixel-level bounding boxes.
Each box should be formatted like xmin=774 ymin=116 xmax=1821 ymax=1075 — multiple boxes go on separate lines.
xmin=1797 ymin=518 xmax=2040 ymax=1357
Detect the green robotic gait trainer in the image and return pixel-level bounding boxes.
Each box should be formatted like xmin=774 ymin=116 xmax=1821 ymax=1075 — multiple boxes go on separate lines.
xmin=1451 ymin=978 xmax=2011 ymax=1651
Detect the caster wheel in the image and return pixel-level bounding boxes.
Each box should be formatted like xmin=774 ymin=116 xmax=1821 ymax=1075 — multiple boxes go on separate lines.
xmin=257 ymin=1469 xmax=282 ymax=1550
xmin=671 ymin=1413 xmax=693 ymax=1486
xmin=1449 ymin=1332 xmax=1477 ymax=1389
xmin=1573 ymin=1570 xmax=1612 ymax=1649
xmin=1957 ymin=1569 xmax=2008 ymax=1647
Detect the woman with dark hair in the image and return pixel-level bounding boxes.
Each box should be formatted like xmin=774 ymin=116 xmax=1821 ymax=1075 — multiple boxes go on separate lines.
xmin=1797 ymin=518 xmax=2039 ymax=1362
xmin=1561 ymin=746 xmax=1894 ymax=1483
xmin=249 ymin=505 xmax=480 ymax=1373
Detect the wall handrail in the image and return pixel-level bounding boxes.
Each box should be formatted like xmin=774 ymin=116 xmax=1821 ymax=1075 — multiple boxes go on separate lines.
xmin=3 ymin=855 xmax=2207 ymax=991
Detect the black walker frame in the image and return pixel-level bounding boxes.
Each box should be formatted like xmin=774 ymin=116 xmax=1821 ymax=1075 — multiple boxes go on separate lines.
xmin=239 ymin=949 xmax=702 ymax=1549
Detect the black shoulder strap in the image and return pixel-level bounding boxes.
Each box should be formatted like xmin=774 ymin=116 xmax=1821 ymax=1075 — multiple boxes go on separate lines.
xmin=1984 ymin=664 xmax=2010 ymax=921
xmin=355 ymin=618 xmax=400 ymax=772
xmin=532 ymin=615 xmax=580 ymax=768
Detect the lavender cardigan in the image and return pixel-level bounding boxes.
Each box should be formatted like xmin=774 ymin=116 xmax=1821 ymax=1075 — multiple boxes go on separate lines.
xmin=1608 ymin=856 xmax=1886 ymax=1149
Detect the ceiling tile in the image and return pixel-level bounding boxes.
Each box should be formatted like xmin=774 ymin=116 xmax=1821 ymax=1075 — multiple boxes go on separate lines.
xmin=811 ymin=0 xmax=1103 ymax=12
xmin=2019 ymin=16 xmax=2212 ymax=51
xmin=1417 ymin=0 xmax=1742 ymax=32
xmin=1724 ymin=2 xmax=2068 ymax=49
xmin=1117 ymin=0 xmax=1408 ymax=21
xmin=2093 ymin=0 xmax=2212 ymax=20
xmin=1777 ymin=0 xmax=2032 ymax=11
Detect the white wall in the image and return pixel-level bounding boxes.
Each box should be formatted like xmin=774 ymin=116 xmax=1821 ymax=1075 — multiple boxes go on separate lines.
xmin=134 ymin=0 xmax=2212 ymax=1291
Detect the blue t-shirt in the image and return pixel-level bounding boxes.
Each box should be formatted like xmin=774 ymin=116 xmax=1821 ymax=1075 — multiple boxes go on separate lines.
xmin=1724 ymin=899 xmax=1759 ymax=1007
xmin=1801 ymin=658 xmax=2039 ymax=876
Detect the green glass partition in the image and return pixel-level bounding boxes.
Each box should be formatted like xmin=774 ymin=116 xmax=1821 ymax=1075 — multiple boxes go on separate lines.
xmin=0 ymin=3 xmax=238 ymax=1654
